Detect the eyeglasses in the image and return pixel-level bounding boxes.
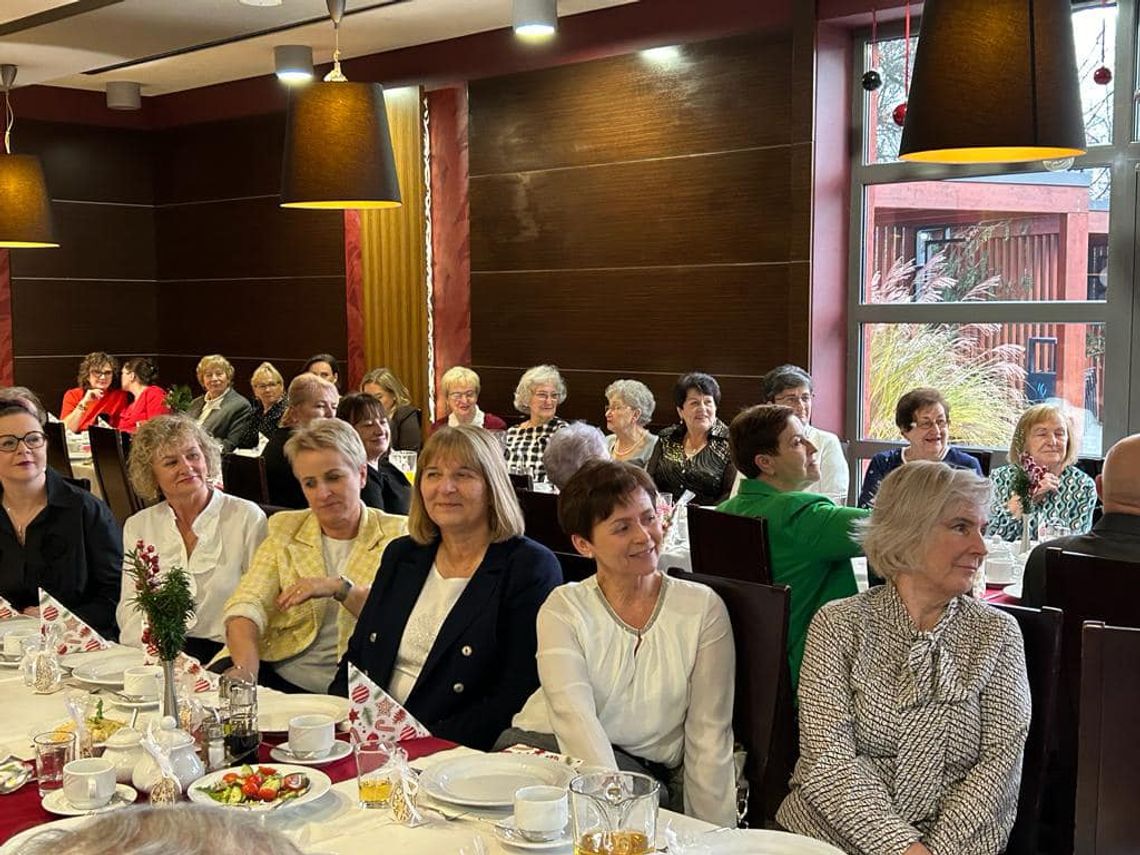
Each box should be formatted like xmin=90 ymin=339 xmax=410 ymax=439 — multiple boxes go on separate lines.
xmin=774 ymin=393 xmax=814 ymax=406
xmin=911 ymin=419 xmax=950 ymax=431
xmin=533 ymin=392 xmax=560 ymax=402
xmin=605 ymin=402 xmax=630 ymax=413
xmin=89 ymin=369 xmax=114 ymax=378
xmin=0 ymin=431 xmax=47 ymax=453
xmin=447 ymin=390 xmax=477 ymax=401
xmin=253 ymin=382 xmax=280 ymax=391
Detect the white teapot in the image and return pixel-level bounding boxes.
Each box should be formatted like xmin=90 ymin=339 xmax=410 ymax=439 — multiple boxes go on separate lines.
xmin=101 ymin=726 xmax=144 ymax=785
xmin=132 ymin=716 xmax=204 ymax=794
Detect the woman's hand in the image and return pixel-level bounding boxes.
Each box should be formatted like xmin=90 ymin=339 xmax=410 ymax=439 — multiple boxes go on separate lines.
xmin=903 ymin=844 xmax=933 ymax=855
xmin=81 ymin=388 xmax=104 ymax=406
xmin=276 ymin=576 xmax=342 ymax=611
xmin=1032 ymin=471 xmax=1061 ymax=500
xmin=21 ymin=606 xmax=40 ymax=618
xmin=1006 ymin=494 xmax=1023 ymax=518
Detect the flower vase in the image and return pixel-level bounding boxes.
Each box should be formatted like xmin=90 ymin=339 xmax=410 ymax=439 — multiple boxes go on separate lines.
xmin=161 ymin=658 xmax=178 ymax=719
xmin=1020 ymin=513 xmax=1033 ymax=555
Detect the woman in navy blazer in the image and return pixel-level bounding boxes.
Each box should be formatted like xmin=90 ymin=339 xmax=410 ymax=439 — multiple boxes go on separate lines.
xmin=331 ymin=425 xmax=561 ymax=750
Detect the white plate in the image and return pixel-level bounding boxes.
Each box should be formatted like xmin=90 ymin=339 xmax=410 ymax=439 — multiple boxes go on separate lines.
xmin=109 ymin=695 xmax=159 ymax=711
xmin=256 ymin=693 xmax=351 ymax=732
xmin=60 ymin=645 xmax=144 ymax=670
xmin=494 ymin=816 xmax=572 ymax=851
xmin=419 ymin=754 xmax=576 ymax=808
xmin=269 ymin=739 xmax=352 ymax=766
xmin=41 ymin=783 xmax=138 ymax=817
xmin=1003 ymin=582 xmax=1023 ymax=600
xmin=70 ymin=650 xmax=147 ymax=687
xmin=0 ymin=616 xmax=37 ymax=637
xmin=187 ymin=763 xmax=331 ymax=812
xmin=696 ymin=829 xmax=845 ymax=854
xmin=0 ymin=815 xmax=91 ymax=854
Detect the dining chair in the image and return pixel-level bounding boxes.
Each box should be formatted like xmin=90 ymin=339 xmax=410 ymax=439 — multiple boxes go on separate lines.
xmin=992 ymin=602 xmax=1063 ymax=855
xmin=1075 ymin=621 xmax=1140 ymax=855
xmin=87 ymin=424 xmax=143 ymax=524
xmin=517 ymin=489 xmax=573 ymax=554
xmin=508 ymin=472 xmax=533 ymax=491
xmin=686 ymin=506 xmax=773 ymax=584
xmin=551 ymin=550 xmax=595 ymax=584
xmin=959 ymin=447 xmax=993 ymax=476
xmin=221 ymin=453 xmax=269 ymax=504
xmin=671 ymin=569 xmax=794 ymax=826
xmin=43 ymin=419 xmax=75 ymax=479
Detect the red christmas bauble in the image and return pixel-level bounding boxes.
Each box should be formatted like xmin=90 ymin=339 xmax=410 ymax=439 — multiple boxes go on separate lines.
xmin=1094 ymin=66 xmax=1112 ymax=85
xmin=892 ymin=102 xmax=908 ymax=126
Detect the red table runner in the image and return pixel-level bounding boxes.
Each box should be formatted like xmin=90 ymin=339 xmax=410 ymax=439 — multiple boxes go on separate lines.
xmin=0 ymin=735 xmax=455 ymax=844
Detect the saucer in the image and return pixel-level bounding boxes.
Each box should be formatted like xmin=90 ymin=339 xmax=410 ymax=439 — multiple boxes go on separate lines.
xmin=0 ymin=655 xmax=20 ymax=669
xmin=109 ymin=695 xmax=159 ymax=711
xmin=494 ymin=816 xmax=572 ymax=851
xmin=269 ymin=739 xmax=351 ymax=766
xmin=42 ymin=783 xmax=138 ymax=817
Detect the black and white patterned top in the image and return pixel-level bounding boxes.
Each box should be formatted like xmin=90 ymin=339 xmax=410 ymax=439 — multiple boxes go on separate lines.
xmin=777 ymin=584 xmax=1030 ymax=855
xmin=503 ymin=418 xmax=568 ymax=483
xmin=239 ymin=397 xmax=286 ymax=449
xmin=646 ymin=420 xmax=736 ymax=506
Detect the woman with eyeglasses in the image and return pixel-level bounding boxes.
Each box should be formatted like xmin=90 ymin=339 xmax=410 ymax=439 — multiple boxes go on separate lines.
xmin=857 ymin=388 xmax=983 ymax=509
xmin=60 ymin=351 xmax=130 ymax=433
xmin=503 ymin=365 xmax=569 ymax=484
xmin=603 ymin=379 xmax=658 ymax=469
xmin=239 ymin=362 xmax=287 ymax=448
xmin=431 ymin=366 xmax=507 ymax=432
xmin=0 ymin=400 xmax=122 ymax=637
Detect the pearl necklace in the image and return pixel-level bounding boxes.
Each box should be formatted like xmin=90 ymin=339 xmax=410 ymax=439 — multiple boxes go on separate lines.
xmin=613 ymin=431 xmax=647 ymax=458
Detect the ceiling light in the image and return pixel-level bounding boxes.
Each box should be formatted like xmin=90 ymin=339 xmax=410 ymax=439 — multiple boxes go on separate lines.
xmin=106 ymin=81 xmax=141 ymax=111
xmin=279 ymin=0 xmax=401 ymax=209
xmin=275 ymin=45 xmax=314 ymax=84
xmin=899 ymin=0 xmax=1086 ymax=164
xmin=513 ymin=0 xmax=557 ymax=38
xmin=0 ymin=64 xmax=58 ymax=249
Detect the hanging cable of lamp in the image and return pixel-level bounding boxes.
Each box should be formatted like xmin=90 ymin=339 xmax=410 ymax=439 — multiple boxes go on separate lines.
xmin=0 ymin=64 xmax=58 ymax=248
xmin=899 ymin=0 xmax=1086 ymax=163
xmin=279 ymin=0 xmax=401 ymax=209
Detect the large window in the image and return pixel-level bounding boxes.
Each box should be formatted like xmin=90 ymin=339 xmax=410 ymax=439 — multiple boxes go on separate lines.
xmin=849 ymin=1 xmax=1137 ymax=482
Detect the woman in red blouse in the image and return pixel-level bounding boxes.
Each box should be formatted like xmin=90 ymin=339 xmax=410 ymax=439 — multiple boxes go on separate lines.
xmin=60 ymin=352 xmax=129 ymax=432
xmin=118 ymin=357 xmax=170 ymax=433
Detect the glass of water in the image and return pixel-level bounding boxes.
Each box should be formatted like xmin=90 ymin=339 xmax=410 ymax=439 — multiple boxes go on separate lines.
xmin=33 ymin=731 xmax=75 ymax=799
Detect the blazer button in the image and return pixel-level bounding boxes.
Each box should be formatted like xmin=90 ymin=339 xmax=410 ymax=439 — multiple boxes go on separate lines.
xmin=452 ymin=682 xmax=465 ymax=693
xmin=369 ymin=632 xmax=377 ymax=643
xmin=461 ymin=645 xmax=473 ymax=657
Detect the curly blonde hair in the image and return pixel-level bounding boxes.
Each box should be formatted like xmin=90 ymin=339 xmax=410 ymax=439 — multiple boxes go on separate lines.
xmin=127 ymin=415 xmax=223 ymax=502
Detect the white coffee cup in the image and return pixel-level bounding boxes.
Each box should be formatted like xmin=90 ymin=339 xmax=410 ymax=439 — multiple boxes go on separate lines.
xmin=63 ymin=757 xmax=117 ymax=810
xmin=122 ymin=665 xmax=163 ymax=700
xmin=986 ymin=556 xmax=1015 ymax=585
xmin=3 ymin=629 xmax=36 ymax=657
xmin=288 ymin=714 xmax=335 ymax=760
xmin=514 ymin=785 xmax=568 ymax=842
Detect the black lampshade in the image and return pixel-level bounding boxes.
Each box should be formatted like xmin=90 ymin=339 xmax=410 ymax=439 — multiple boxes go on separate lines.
xmin=280 ymin=81 xmax=402 ymax=209
xmin=899 ymin=0 xmax=1086 ymax=163
xmin=0 ymin=153 xmax=58 ymax=248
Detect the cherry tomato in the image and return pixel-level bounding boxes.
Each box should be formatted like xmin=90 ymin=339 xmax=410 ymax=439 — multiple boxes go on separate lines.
xmin=248 ymin=774 xmax=263 ymax=787
xmin=258 ymin=786 xmax=278 ymax=801
xmin=258 ymin=766 xmax=276 ymax=776
xmin=222 ymin=773 xmax=239 ymax=784
xmin=241 ymin=779 xmax=260 ymax=798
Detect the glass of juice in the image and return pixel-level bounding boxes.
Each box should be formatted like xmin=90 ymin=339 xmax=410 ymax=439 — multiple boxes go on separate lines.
xmin=570 ymin=771 xmax=659 ymax=855
xmin=353 ymin=739 xmax=403 ymax=809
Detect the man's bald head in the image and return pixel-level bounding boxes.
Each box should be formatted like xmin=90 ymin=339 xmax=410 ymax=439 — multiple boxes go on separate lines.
xmin=1100 ymin=433 xmax=1140 ymax=514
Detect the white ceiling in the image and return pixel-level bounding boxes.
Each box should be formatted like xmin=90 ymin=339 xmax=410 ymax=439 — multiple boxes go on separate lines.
xmin=0 ymin=0 xmax=637 ymax=96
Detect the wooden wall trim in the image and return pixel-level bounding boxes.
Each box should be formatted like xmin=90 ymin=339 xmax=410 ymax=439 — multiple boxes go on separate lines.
xmin=0 ymin=250 xmax=11 ymax=386
xmin=345 ymin=210 xmax=365 ymax=390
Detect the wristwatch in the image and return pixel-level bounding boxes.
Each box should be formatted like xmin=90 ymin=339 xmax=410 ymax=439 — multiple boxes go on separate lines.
xmin=332 ymin=575 xmax=353 ymax=603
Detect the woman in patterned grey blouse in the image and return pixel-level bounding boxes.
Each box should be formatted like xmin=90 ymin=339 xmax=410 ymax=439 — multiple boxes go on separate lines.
xmin=502 ymin=364 xmax=568 ymax=484
xmin=777 ymin=461 xmax=1030 ymax=855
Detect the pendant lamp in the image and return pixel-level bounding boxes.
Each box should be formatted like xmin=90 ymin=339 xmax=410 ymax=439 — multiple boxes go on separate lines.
xmin=0 ymin=65 xmax=58 ymax=248
xmin=279 ymin=0 xmax=401 ymax=209
xmin=899 ymin=0 xmax=1086 ymax=163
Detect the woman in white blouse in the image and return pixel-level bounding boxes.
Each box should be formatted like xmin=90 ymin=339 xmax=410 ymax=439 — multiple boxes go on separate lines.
xmin=117 ymin=415 xmax=268 ymax=662
xmin=504 ymin=459 xmax=737 ymax=826
xmin=777 ymin=461 xmax=1030 ymax=855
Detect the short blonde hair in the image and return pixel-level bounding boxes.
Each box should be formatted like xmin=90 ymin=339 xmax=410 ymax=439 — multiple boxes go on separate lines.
xmin=361 ymin=368 xmax=411 ymax=408
xmin=196 ymin=354 xmax=234 ymax=385
xmin=513 ymin=364 xmax=567 ymax=414
xmin=440 ymin=366 xmax=481 ymax=397
xmin=283 ymin=418 xmax=367 ymax=472
xmin=250 ymin=361 xmax=283 ymax=389
xmin=1010 ymin=403 xmax=1080 ymax=469
xmin=408 ymin=425 xmax=524 ymax=544
xmin=854 ymin=460 xmax=992 ymax=581
xmin=127 ymin=415 xmax=223 ymax=502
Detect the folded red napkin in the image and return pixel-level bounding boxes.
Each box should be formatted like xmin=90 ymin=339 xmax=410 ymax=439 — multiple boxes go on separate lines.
xmin=0 ymin=595 xmax=16 ymax=620
xmin=347 ymin=663 xmax=431 ymax=743
xmin=39 ymin=589 xmax=111 ymax=654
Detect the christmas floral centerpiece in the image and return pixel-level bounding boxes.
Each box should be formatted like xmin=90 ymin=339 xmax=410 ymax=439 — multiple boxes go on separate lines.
xmin=1008 ymin=452 xmax=1048 ymax=551
xmin=126 ymin=540 xmax=195 ymax=716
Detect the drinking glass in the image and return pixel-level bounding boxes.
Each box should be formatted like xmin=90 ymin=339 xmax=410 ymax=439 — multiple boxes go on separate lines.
xmin=655 ymin=493 xmax=674 ymax=522
xmin=33 ymin=731 xmax=75 ymax=799
xmin=569 ymin=771 xmax=659 ymax=855
xmin=389 ymin=451 xmax=417 ymax=482
xmin=354 ymin=739 xmax=404 ymax=809
xmin=1039 ymin=520 xmax=1075 ymax=542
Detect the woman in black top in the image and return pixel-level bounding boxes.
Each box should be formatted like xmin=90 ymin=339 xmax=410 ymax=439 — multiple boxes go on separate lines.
xmin=647 ymin=372 xmax=737 ymax=506
xmin=336 ymin=394 xmax=412 ymax=515
xmin=240 ymin=361 xmax=287 ymax=448
xmin=361 ymin=368 xmax=422 ymax=452
xmin=0 ymin=401 xmax=121 ymax=637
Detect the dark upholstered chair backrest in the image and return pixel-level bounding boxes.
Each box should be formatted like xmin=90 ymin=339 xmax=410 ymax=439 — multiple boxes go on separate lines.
xmin=43 ymin=419 xmax=74 ymax=479
xmin=675 ymin=570 xmax=793 ymax=825
xmin=1075 ymin=622 xmax=1140 ymax=855
xmin=87 ymin=424 xmax=142 ymax=524
xmin=552 ymin=551 xmax=595 ymax=584
xmin=992 ymin=602 xmax=1063 ymax=855
xmin=686 ymin=505 xmax=772 ymax=584
xmin=518 ymin=489 xmax=573 ymax=554
xmin=221 ymin=453 xmax=269 ymax=504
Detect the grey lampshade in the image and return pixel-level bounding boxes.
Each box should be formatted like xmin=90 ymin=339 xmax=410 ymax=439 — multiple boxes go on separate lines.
xmin=280 ymin=81 xmax=402 ymax=209
xmin=0 ymin=153 xmax=58 ymax=248
xmin=899 ymin=0 xmax=1086 ymax=163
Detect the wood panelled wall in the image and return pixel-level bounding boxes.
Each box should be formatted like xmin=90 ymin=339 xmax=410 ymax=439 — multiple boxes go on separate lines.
xmin=467 ymin=30 xmax=814 ymax=425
